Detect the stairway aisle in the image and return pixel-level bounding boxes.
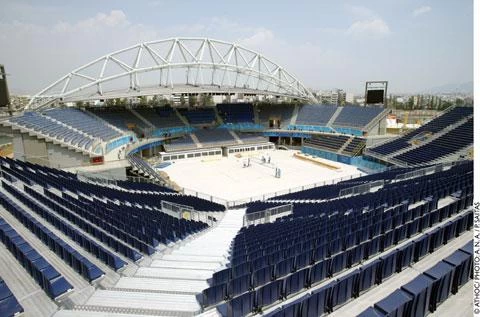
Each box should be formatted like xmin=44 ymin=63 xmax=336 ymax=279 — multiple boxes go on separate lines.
xmin=62 ymin=208 xmax=245 ymax=317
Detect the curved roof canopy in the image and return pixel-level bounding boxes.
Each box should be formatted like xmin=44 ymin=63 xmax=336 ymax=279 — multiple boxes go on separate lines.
xmin=27 ymin=38 xmax=317 ymax=110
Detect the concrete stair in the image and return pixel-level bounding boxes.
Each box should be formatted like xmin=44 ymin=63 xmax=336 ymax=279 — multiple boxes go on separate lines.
xmin=175 ymin=108 xmax=191 ymax=126
xmin=326 ymin=106 xmax=343 ymax=126
xmin=337 ymin=136 xmax=353 ymax=154
xmin=290 ymin=105 xmax=300 ymax=125
xmin=190 ymin=133 xmax=203 ymax=148
xmin=67 ymin=209 xmax=245 ymax=316
xmin=228 ymin=130 xmax=244 ymax=144
xmin=128 ymin=109 xmax=155 ymax=129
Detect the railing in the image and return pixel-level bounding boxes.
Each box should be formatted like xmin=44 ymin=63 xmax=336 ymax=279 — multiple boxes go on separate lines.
xmin=243 ymin=203 xmax=293 ymax=227
xmin=392 ymin=161 xmax=456 ymax=182
xmin=76 ymin=171 xmax=118 ymax=186
xmin=363 ymin=148 xmax=408 ymax=167
xmin=338 ymin=180 xmax=384 ymax=197
xmin=351 ymin=142 xmax=365 ymax=156
xmin=181 ymin=172 xmax=363 ymax=208
xmin=364 ymin=108 xmax=390 ymax=132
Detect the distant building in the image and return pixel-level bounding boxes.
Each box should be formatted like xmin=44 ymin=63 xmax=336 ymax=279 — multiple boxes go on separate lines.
xmin=318 ymin=89 xmax=346 ymax=106
xmin=346 ymin=92 xmax=355 ymax=104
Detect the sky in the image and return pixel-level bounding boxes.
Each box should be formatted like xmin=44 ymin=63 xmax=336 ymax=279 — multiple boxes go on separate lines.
xmin=0 ymin=0 xmax=473 ymax=95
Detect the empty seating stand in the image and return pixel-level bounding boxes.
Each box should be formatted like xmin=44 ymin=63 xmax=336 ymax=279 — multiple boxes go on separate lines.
xmin=194 ymin=128 xmax=236 ymax=145
xmin=199 ymin=161 xmax=473 ymax=315
xmin=0 ymin=217 xmax=72 ymax=300
xmin=134 ymin=106 xmax=185 ymax=128
xmin=257 ymin=104 xmax=295 ymax=129
xmin=0 ymin=157 xmax=218 ymax=258
xmin=369 ymin=106 xmax=473 ymax=156
xmin=0 ymin=277 xmax=24 ymax=317
xmin=178 ymin=108 xmax=216 ymax=125
xmin=0 ymin=190 xmax=105 ymax=282
xmin=217 ymin=103 xmax=254 ymax=123
xmin=359 ymin=240 xmax=473 ymax=317
xmin=332 ymin=106 xmax=384 ymax=129
xmin=43 ymin=108 xmax=121 ymax=141
xmin=342 ymin=137 xmax=366 ymax=156
xmin=304 ymin=135 xmax=350 ymax=153
xmin=393 ymin=118 xmax=473 ymax=165
xmin=1 ymin=182 xmax=128 ymax=271
xmin=7 ymin=112 xmax=96 ymax=151
xmin=88 ymin=107 xmax=149 ymax=131
xmin=295 ymin=104 xmax=337 ymax=126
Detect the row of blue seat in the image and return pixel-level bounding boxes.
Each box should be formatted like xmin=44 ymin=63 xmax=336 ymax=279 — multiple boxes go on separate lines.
xmin=134 ymin=106 xmax=185 ymax=129
xmin=1 ymin=181 xmax=127 ymax=271
xmin=0 ymin=191 xmax=104 ymax=282
xmin=205 ymin=163 xmax=474 ymax=314
xmin=202 ymin=197 xmax=471 ymax=310
xmin=44 ymin=190 xmax=155 ymax=255
xmin=2 ymin=154 xmax=223 ymax=214
xmin=393 ymin=118 xmax=473 ymax=165
xmin=295 ymin=105 xmax=337 ymax=126
xmin=359 ymin=240 xmax=473 ymax=317
xmin=194 ymin=128 xmax=236 ymax=144
xmin=71 ymin=191 xmax=207 ymax=245
xmin=116 ymin=180 xmax=175 ymax=193
xmin=280 ymin=162 xmax=472 ymax=218
xmin=303 ymin=135 xmax=350 ymax=154
xmin=257 ymin=213 xmax=472 ymax=317
xmin=88 ymin=107 xmax=149 ymax=131
xmin=231 ymin=200 xmax=432 ymax=270
xmin=257 ymin=104 xmax=295 ymax=129
xmin=0 ymin=277 xmax=24 ymax=317
xmin=22 ymin=186 xmax=143 ymax=261
xmin=44 ymin=108 xmax=121 ymax=141
xmin=369 ymin=106 xmax=472 ymax=156
xmin=178 ymin=108 xmax=217 ymax=125
xmin=332 ymin=106 xmax=385 ymax=129
xmin=9 ymin=112 xmax=95 ymax=151
xmin=239 ymin=164 xmax=472 ymax=262
xmin=0 ymin=217 xmax=72 ymax=300
xmin=217 ymin=103 xmax=255 ymax=123
xmin=1 ymin=157 xmax=77 ymax=181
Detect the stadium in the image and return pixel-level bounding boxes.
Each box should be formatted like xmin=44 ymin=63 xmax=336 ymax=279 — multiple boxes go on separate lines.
xmin=0 ymin=37 xmax=474 ymax=317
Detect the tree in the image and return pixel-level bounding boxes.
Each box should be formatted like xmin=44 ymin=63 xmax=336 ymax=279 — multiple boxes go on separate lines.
xmin=139 ymin=96 xmax=147 ymax=105
xmin=159 ymin=98 xmax=169 ymax=107
xmin=198 ymin=94 xmax=214 ymax=106
xmin=180 ymin=95 xmax=186 ymax=106
xmin=188 ymin=95 xmax=197 ymax=106
xmin=439 ymin=100 xmax=453 ymax=111
xmin=75 ymin=101 xmax=84 ymax=108
xmin=148 ymin=96 xmax=157 ymax=107
xmin=205 ymin=95 xmax=214 ymax=106
xmin=406 ymin=96 xmax=414 ymax=110
xmin=115 ymin=98 xmax=127 ymax=106
xmin=455 ymin=98 xmax=464 ymax=107
xmin=105 ymin=99 xmax=115 ymax=107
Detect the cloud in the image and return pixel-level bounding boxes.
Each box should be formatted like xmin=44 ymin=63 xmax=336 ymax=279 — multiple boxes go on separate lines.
xmin=237 ymin=29 xmax=275 ymax=48
xmin=345 ymin=5 xmax=376 ymax=19
xmin=346 ymin=18 xmax=390 ymax=37
xmin=344 ymin=5 xmax=391 ymax=38
xmin=412 ymin=6 xmax=432 ymax=17
xmin=54 ymin=10 xmax=130 ymax=33
xmin=0 ymin=9 xmax=352 ymax=94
